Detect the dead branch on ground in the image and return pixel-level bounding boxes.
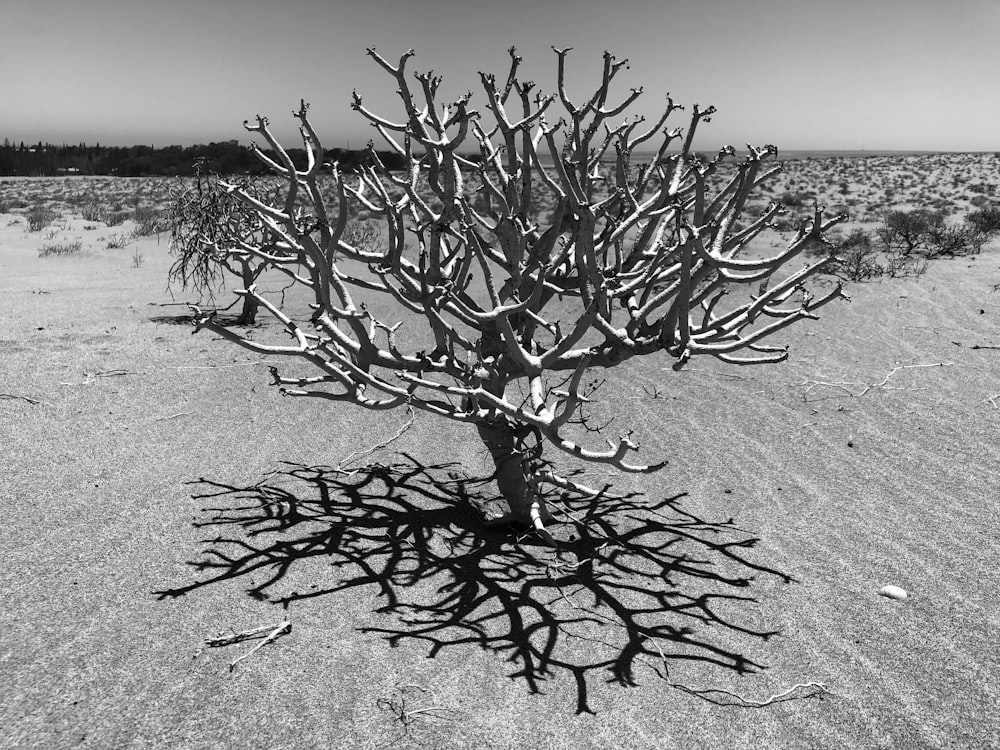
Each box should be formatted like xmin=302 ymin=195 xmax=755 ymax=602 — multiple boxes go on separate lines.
xmin=206 ymin=618 xmax=292 ymax=671
xmin=797 ymin=362 xmax=953 ymax=401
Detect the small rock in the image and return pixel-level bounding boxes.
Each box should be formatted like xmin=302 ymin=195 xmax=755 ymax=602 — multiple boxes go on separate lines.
xmin=879 ymin=585 xmax=908 ymax=601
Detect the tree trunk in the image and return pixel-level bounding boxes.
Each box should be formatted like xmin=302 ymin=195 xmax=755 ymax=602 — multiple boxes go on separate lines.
xmin=476 ymin=418 xmax=550 ymax=528
xmin=236 ymin=260 xmax=259 ymax=325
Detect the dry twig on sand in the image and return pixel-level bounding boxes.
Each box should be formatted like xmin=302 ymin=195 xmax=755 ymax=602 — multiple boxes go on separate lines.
xmin=797 ymin=362 xmax=953 ymax=401
xmin=0 ymin=393 xmax=46 ymax=405
xmin=205 ymin=619 xmax=291 ymax=671
xmin=151 ymin=412 xmax=194 ymax=422
xmin=334 ymin=404 xmax=416 ymax=475
xmin=376 ymin=684 xmax=460 ymax=749
xmin=667 ymin=680 xmax=832 ymax=707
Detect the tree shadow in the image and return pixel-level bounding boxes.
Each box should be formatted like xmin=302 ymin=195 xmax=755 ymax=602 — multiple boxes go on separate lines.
xmin=157 ymin=454 xmax=793 ymax=713
xmin=148 ymin=312 xmax=255 ymax=327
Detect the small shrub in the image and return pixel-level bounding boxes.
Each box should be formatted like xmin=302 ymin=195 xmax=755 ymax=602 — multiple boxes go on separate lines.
xmin=27 ymin=205 xmax=59 ymax=232
xmin=967 ymin=205 xmax=1000 ymax=237
xmin=105 ymin=231 xmax=137 ymax=249
xmin=104 ymin=210 xmax=129 ymax=227
xmin=831 ymin=229 xmax=883 ymax=282
xmin=39 ymin=239 xmax=83 ymax=257
xmin=132 ymin=206 xmax=162 ymax=236
xmin=81 ymin=203 xmax=105 ymax=222
xmin=780 ymin=191 xmax=812 ymax=208
xmin=876 ymin=209 xmax=944 ymax=256
xmin=925 ymin=225 xmax=988 ymax=258
xmin=885 ymin=248 xmax=929 ymax=278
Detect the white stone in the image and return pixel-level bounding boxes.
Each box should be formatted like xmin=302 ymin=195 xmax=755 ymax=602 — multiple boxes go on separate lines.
xmin=879 ymin=585 xmax=908 ymax=600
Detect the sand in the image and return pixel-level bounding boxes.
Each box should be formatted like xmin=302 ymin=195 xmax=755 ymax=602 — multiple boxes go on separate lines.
xmin=1 ymin=161 xmax=998 ymax=749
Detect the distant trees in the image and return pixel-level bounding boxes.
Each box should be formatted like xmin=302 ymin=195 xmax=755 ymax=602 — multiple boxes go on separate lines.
xmin=0 ymin=139 xmax=407 ymax=177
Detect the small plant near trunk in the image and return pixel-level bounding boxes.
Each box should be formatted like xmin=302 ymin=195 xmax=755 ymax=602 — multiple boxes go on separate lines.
xmin=186 ymin=48 xmax=845 ymax=536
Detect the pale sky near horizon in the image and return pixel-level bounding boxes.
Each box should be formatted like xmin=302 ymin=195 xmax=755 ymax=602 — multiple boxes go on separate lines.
xmin=2 ymin=0 xmax=998 ymax=152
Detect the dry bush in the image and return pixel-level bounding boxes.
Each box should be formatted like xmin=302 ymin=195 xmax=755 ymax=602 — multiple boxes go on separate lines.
xmin=38 ymin=238 xmax=83 ymax=257
xmin=829 ymin=229 xmax=883 ymax=282
xmin=26 ymin=205 xmax=59 ymax=232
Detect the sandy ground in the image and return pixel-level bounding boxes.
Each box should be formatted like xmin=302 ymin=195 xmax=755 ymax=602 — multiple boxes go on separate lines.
xmin=1 ymin=167 xmax=999 ymax=749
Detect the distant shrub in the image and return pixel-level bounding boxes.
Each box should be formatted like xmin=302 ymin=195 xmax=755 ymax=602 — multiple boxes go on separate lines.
xmin=967 ymin=205 xmax=1000 ymax=237
xmin=780 ymin=191 xmax=812 ymax=208
xmin=105 ymin=231 xmax=136 ymax=249
xmin=925 ymin=225 xmax=988 ymax=258
xmin=27 ymin=205 xmax=59 ymax=232
xmin=39 ymin=239 xmax=83 ymax=257
xmin=132 ymin=206 xmax=162 ymax=236
xmin=770 ymin=215 xmax=796 ymax=233
xmin=876 ymin=209 xmax=944 ymax=256
xmin=884 ymin=247 xmax=929 ymax=279
xmin=104 ymin=210 xmax=129 ymax=227
xmin=81 ymin=203 xmax=105 ymax=222
xmin=830 ymin=229 xmax=883 ymax=282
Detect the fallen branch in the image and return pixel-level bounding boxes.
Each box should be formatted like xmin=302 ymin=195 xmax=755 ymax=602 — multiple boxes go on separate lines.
xmin=206 ymin=619 xmax=291 ymax=671
xmin=376 ymin=684 xmax=460 ymax=749
xmin=61 ymin=369 xmax=145 ymax=386
xmin=337 ymin=405 xmax=416 ymax=474
xmin=797 ymin=362 xmax=953 ymax=401
xmin=86 ymin=369 xmax=141 ymax=378
xmin=152 ymin=412 xmax=194 ymax=422
xmin=0 ymin=393 xmax=46 ymax=405
xmin=668 ymin=680 xmax=833 ymax=707
xmin=166 ymin=362 xmax=285 ymax=370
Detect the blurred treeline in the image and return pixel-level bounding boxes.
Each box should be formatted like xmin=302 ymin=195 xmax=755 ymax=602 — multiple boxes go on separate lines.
xmin=0 ymin=138 xmax=406 ymax=177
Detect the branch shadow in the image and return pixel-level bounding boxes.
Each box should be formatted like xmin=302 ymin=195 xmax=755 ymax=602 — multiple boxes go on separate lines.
xmin=157 ymin=454 xmax=793 ymax=714
xmin=148 ymin=312 xmax=253 ymax=326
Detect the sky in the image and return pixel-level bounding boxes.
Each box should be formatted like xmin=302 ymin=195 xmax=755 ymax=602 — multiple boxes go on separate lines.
xmin=3 ymin=0 xmax=999 ymax=153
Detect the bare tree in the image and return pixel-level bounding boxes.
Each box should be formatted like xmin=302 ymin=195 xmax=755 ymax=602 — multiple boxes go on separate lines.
xmin=191 ymin=47 xmax=845 ymax=538
xmin=168 ymin=161 xmax=283 ymax=324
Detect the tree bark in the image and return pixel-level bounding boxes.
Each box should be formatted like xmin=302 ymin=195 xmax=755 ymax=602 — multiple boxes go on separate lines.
xmin=236 ymin=260 xmax=259 ymax=325
xmin=476 ymin=418 xmax=550 ymax=528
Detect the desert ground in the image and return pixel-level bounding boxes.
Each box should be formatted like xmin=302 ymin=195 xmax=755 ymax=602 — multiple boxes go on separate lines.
xmin=2 ymin=155 xmax=999 ymax=749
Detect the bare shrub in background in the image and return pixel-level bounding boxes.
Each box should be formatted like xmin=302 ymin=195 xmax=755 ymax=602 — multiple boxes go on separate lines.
xmin=167 ymin=162 xmax=286 ymax=325
xmin=26 ymin=205 xmax=59 ymax=232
